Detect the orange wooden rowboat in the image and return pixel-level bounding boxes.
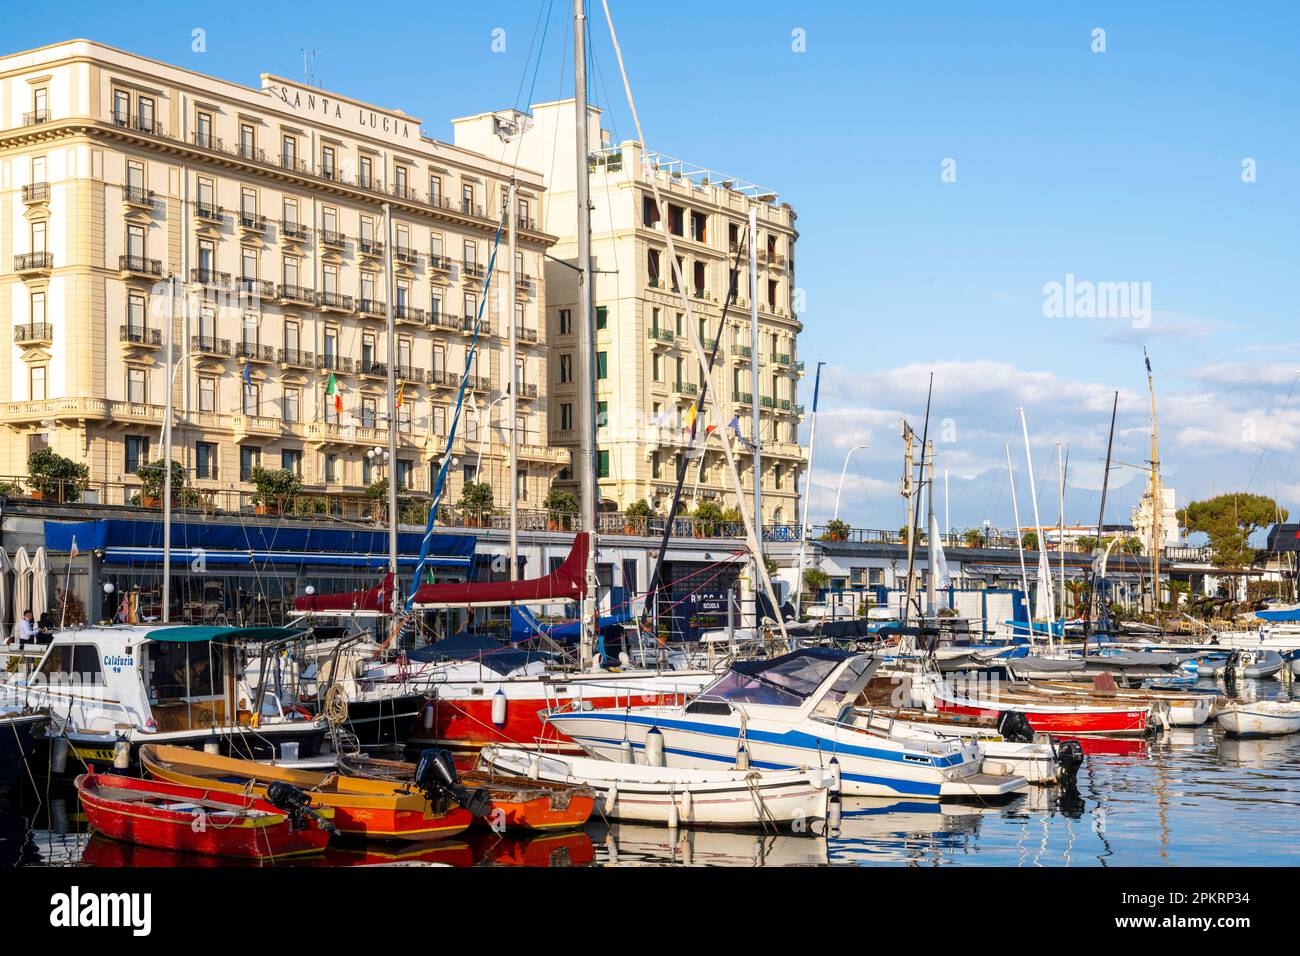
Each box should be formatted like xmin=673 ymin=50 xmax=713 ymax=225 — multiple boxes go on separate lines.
xmin=340 ymin=753 xmax=596 ymax=831
xmin=139 ymin=744 xmax=471 ymax=842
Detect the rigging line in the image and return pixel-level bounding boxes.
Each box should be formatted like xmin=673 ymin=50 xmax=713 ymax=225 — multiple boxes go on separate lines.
xmin=1243 ymin=365 xmax=1300 ymax=494
xmin=512 ymin=0 xmax=553 ymax=113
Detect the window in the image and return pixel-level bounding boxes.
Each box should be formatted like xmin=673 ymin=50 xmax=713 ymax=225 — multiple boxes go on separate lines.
xmin=361 ymin=396 xmax=378 ymax=429
xmin=596 ymin=401 xmax=608 ymax=428
xmin=652 ymin=451 xmax=662 ymax=479
xmin=396 ymin=460 xmax=413 ymax=491
xmin=240 ymin=123 xmax=256 ymax=159
xmin=38 ymin=644 xmax=104 ymax=687
xmin=126 ymin=160 xmax=145 ymax=193
xmin=430 ymin=232 xmax=444 ymax=261
xmin=359 ymin=154 xmax=373 ymax=188
xmin=463 ymin=238 xmax=477 ymax=269
xmin=239 ymin=446 xmax=261 ymax=482
xmin=461 ymin=182 xmax=474 ymax=213
xmin=242 ymin=382 xmax=261 ymax=416
xmin=136 ymin=96 xmax=155 ymax=133
xmin=283 ymin=197 xmax=299 ymax=227
xmin=596 ymin=351 xmax=608 ymax=380
xmin=690 ymin=211 xmax=708 ymax=242
xmin=516 ymin=468 xmax=527 ymax=500
xmin=127 ymin=293 xmax=146 ymax=334
xmin=652 ymin=352 xmax=662 ymax=382
xmin=125 ymin=435 xmax=150 ymax=474
xmin=29 ymin=365 xmax=46 ymax=401
xmin=559 ymin=354 xmax=572 ymax=384
xmin=198 ymin=377 xmax=216 ymax=413
xmin=774 ymin=462 xmax=784 ymax=490
xmin=281 ymin=449 xmax=302 ymax=476
xmin=433 ymin=405 xmax=447 ymax=435
xmin=283 ymin=387 xmax=300 ymax=423
xmin=127 ymin=368 xmax=148 ymax=404
xmin=30 ymin=291 xmax=46 ymax=326
xmin=321 ymin=144 xmax=336 ymax=179
xmin=597 ymin=450 xmax=610 ymax=479
xmin=394 ymin=164 xmax=408 ymax=196
xmin=282 ymin=134 xmax=297 ymax=168
xmin=558 ymin=309 xmax=572 ymax=335
xmin=113 ymin=89 xmax=130 ymax=125
xmin=647 ymin=249 xmax=661 ymax=285
xmin=31 ymin=220 xmax=47 ymax=253
xmin=283 ymin=255 xmax=300 ymax=286
xmin=324 ymin=454 xmax=338 ymax=483
xmin=560 ymin=402 xmax=573 ymax=431
xmin=284 ymin=319 xmax=300 ymax=353
xmin=195 ymin=110 xmax=214 ymax=148
xmin=668 ymin=204 xmax=684 ymax=236
xmin=242 ymin=247 xmax=258 ymax=280
xmin=195 ymin=442 xmax=217 ymax=480
xmin=642 ymin=196 xmax=660 ymax=228
xmin=596 ymin=306 xmax=608 ymax=330
xmin=241 ymin=187 xmax=257 ymax=222
xmin=322 ymin=264 xmax=338 ymax=295
xmin=429 ymin=174 xmax=442 ymax=205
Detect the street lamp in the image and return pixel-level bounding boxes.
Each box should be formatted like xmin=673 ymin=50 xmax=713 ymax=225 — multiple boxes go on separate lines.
xmin=832 ymin=444 xmax=869 ymax=522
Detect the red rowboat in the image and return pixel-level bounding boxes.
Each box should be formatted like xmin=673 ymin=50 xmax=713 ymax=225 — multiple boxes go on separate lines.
xmin=76 ymin=772 xmax=332 ymax=861
xmin=932 ymin=686 xmax=1151 ymax=736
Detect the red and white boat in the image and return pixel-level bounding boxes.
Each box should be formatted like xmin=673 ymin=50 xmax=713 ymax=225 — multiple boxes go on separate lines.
xmin=927 ymin=678 xmax=1153 ymax=737
xmin=296 ymin=533 xmax=714 ymax=755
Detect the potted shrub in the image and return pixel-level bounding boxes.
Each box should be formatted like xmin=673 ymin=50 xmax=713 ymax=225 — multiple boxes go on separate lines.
xmin=365 ymin=477 xmax=413 ymax=524
xmin=27 ymin=449 xmax=89 ymax=503
xmin=693 ymin=500 xmax=724 ymax=537
xmin=823 ymin=518 xmax=851 ymax=542
xmin=544 ymin=486 xmax=577 ymax=531
xmin=624 ymin=498 xmax=654 ymax=534
xmin=962 ymin=528 xmax=986 ymax=549
xmin=250 ymin=466 xmax=303 ymax=515
xmin=460 ymin=480 xmax=494 ymax=527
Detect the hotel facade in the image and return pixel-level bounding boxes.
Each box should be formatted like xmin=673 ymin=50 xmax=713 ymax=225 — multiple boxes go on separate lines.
xmin=453 ymin=101 xmax=807 ymax=526
xmin=0 ymin=40 xmax=566 ymax=514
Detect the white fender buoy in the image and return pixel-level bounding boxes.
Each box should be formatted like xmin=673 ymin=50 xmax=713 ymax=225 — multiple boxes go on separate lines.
xmin=422 ymin=699 xmax=435 ymax=730
xmin=735 ymin=741 xmax=750 ymax=770
xmin=667 ymin=796 xmax=680 ymax=829
xmin=113 ymin=735 xmax=131 ymax=770
xmin=827 ymin=796 xmax=842 ymax=834
xmin=619 ymin=738 xmax=633 ymax=763
xmin=645 ymin=726 xmax=665 ymax=767
xmin=827 ymin=756 xmax=842 ymax=795
xmin=607 ymin=783 xmax=618 ymax=812
xmin=51 ymin=736 xmax=69 ymax=774
xmin=203 ymin=731 xmax=220 ymax=755
xmin=680 ymin=788 xmax=693 ymax=822
xmin=491 ymin=689 xmax=507 ymax=727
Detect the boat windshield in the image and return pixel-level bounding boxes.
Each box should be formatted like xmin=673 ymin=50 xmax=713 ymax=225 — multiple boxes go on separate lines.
xmin=698 ymin=649 xmax=849 ymax=708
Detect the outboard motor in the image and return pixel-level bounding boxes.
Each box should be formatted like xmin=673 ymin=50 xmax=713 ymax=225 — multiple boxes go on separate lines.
xmin=996 ymin=709 xmax=1035 ymax=744
xmin=1053 ymin=738 xmax=1084 ymax=782
xmin=265 ymin=781 xmax=333 ymax=833
xmin=413 ymin=748 xmax=493 ymax=818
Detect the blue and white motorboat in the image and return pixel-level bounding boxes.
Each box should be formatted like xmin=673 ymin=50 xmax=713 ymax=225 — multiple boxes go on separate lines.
xmin=544 ymin=648 xmax=1028 ymax=801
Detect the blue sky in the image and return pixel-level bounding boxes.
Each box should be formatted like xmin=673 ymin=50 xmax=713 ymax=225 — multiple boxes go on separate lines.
xmin=11 ymin=1 xmax=1300 ymax=535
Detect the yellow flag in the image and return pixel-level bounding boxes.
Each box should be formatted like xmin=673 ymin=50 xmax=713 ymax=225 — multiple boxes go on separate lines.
xmin=395 ymin=384 xmax=405 ymax=409
xmin=685 ymin=402 xmax=696 ymax=430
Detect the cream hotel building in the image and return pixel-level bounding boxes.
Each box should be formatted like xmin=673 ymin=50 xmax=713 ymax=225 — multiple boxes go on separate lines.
xmin=0 ymin=39 xmax=565 ymax=510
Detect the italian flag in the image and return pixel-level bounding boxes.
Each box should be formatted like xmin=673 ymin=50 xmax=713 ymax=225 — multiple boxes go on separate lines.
xmin=325 ymin=372 xmax=342 ymax=416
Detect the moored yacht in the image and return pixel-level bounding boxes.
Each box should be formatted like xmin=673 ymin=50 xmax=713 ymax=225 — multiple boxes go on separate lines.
xmin=1 ymin=624 xmax=328 ymax=768
xmin=545 ymin=648 xmax=1029 ymax=800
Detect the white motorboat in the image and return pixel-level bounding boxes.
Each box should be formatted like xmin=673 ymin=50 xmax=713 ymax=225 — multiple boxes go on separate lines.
xmin=544 ymin=648 xmax=1029 ymax=801
xmin=1 ymin=625 xmax=328 ymax=767
xmin=1214 ymin=700 xmax=1300 ymax=737
xmin=478 ymin=744 xmax=832 ymax=828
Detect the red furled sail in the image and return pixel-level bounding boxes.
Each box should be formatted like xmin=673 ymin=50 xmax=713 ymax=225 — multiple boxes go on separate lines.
xmin=294 ymin=573 xmax=394 ymax=614
xmin=411 ymin=533 xmax=590 ymax=608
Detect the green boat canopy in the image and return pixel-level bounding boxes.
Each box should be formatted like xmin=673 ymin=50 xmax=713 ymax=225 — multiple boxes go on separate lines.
xmin=145 ymin=626 xmax=305 ymax=644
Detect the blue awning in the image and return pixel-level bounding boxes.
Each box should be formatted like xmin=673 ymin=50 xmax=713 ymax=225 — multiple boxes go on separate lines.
xmin=45 ymin=518 xmax=476 ymax=570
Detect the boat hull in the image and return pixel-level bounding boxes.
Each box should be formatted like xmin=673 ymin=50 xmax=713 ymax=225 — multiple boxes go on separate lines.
xmin=61 ymin=720 xmax=327 ymax=770
xmin=77 ymin=771 xmax=331 ymax=860
xmin=934 ymin=695 xmax=1149 ymax=736
xmin=1215 ymin=706 xmax=1300 ymax=737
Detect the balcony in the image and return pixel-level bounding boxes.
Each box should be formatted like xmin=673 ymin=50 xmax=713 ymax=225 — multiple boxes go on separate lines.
xmin=518 ymin=327 xmax=539 ymax=344
xmin=190 ymin=268 xmax=230 ymax=289
xmin=518 ymin=382 xmax=539 ymax=400
xmin=319 ymin=228 xmax=346 ymax=249
xmin=236 ymin=277 xmax=275 ymax=299
xmin=316 ymin=354 xmax=354 ymax=375
xmin=123 ymin=184 xmax=156 ymax=209
xmin=317 ymin=290 xmax=353 ymax=312
xmin=279 ymin=154 xmax=308 ymax=174
xmin=794 ymin=404 xmax=806 ymax=416
xmin=395 ymin=365 xmax=425 ymax=384
xmin=358 ymin=239 xmax=384 ymax=258
xmin=516 ymin=213 xmax=537 ymax=231
xmin=760 ymin=395 xmax=777 ymax=409
xmin=111 ymin=113 xmax=166 ymax=138
xmin=432 ymin=312 xmax=461 ymax=332
xmin=281 ymin=220 xmax=311 ymax=242
xmin=22 ymin=182 xmax=49 ymax=203
xmin=277 ymin=284 xmax=316 ymax=306
xmin=428 ymin=254 xmax=454 ymax=274
xmin=14 ymin=323 xmax=53 ymax=345
xmin=359 ymin=359 xmax=387 ymax=379
xmin=673 ymin=381 xmax=699 ymax=399
xmin=193 ymin=202 xmax=225 ymax=225
xmin=461 ymin=260 xmax=485 ymax=280
xmin=23 ymin=110 xmax=50 ymax=126
xmin=733 ymin=390 xmax=753 ymax=406
xmin=120 ymin=325 xmax=162 ymax=348
xmin=647 ymin=327 xmax=675 ymax=345
xmin=358 ymin=298 xmax=386 ymax=318
xmin=191 ymin=131 xmax=225 ymax=153
xmin=773 ymin=353 xmax=792 ymax=368
xmin=515 ymin=275 xmax=534 ymax=294
xmin=236 ymin=342 xmax=274 ymax=363
xmin=278 ymin=348 xmax=314 ymax=369
xmin=14 ymin=253 xmax=53 ymax=276
xmin=232 ymin=413 xmax=281 ymax=441
xmin=190 ymin=335 xmax=231 ymax=357
xmin=460 ymin=315 xmax=489 ymax=336
xmin=394 ymin=246 xmax=420 ymax=266
xmin=460 ymin=200 xmax=485 ymax=218
xmin=390 ymin=183 xmax=418 ymax=202
xmin=734 ymin=344 xmax=752 ymax=360
xmin=428 ymin=369 xmax=457 ymax=388
xmin=237 ymin=143 xmax=266 ymax=163
xmin=462 ymin=375 xmax=492 ymax=392
xmin=395 ymin=304 xmax=427 ymax=326
xmin=238 ymin=212 xmax=268 ymax=233
xmin=692 ymin=289 xmax=714 ymax=302
xmin=119 ymin=255 xmax=163 ymax=278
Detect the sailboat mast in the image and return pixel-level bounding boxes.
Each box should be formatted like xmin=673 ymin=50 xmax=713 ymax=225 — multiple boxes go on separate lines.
xmin=161 ymin=276 xmax=175 ymax=622
xmin=793 ymin=361 xmax=824 ymax=618
xmin=1019 ymin=407 xmax=1053 ymax=645
xmin=1086 ymin=391 xmax=1119 ymax=654
xmin=1005 ymin=442 xmax=1030 ymax=637
xmin=1057 ymin=443 xmax=1066 ymax=620
xmin=1145 ymin=349 xmax=1162 ymax=614
xmin=574 ymin=0 xmax=598 ymax=667
xmin=507 ymin=182 xmax=519 ymax=581
xmin=382 ymin=203 xmax=399 ymax=583
xmin=925 ymin=440 xmax=936 ymax=617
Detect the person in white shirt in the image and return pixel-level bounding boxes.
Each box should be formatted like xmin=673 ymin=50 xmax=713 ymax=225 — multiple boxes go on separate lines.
xmin=18 ymin=610 xmax=39 ymax=643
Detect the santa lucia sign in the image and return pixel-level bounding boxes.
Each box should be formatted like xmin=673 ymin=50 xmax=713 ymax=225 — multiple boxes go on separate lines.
xmin=260 ymin=75 xmax=419 ymax=146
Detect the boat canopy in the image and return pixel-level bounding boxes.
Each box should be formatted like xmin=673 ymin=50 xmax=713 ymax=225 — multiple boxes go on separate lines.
xmin=510 ymin=603 xmax=632 ymax=642
xmin=699 ymin=648 xmax=852 ymax=707
xmin=146 ymin=626 xmax=304 ymax=644
xmin=294 ymin=574 xmax=393 ymax=615
xmin=407 ymin=631 xmax=554 ymax=676
xmin=1255 ymin=606 xmax=1300 ymax=622
xmin=410 ymin=533 xmax=590 ymax=609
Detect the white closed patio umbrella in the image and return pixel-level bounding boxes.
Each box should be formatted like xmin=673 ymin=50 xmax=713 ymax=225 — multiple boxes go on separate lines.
xmin=0 ymin=548 xmax=11 ymax=637
xmin=31 ymin=546 xmax=50 ymax=627
xmin=10 ymin=546 xmax=30 ymax=640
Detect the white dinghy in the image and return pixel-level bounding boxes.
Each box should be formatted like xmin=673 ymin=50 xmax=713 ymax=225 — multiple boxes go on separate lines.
xmin=1215 ymin=700 xmax=1300 ymax=737
xmin=478 ymin=745 xmax=833 ymax=829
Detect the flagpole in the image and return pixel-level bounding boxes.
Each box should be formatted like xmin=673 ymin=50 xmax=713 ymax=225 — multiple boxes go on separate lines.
xmin=748 ymin=204 xmax=762 ymax=628
xmin=794 ymin=361 xmax=824 ymax=619
xmin=382 ymin=203 xmax=400 ymax=590
xmin=162 ymin=277 xmax=174 ymax=623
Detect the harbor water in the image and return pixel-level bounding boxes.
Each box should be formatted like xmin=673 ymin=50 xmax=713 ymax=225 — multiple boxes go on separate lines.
xmin=4 ymin=679 xmax=1297 ymax=868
